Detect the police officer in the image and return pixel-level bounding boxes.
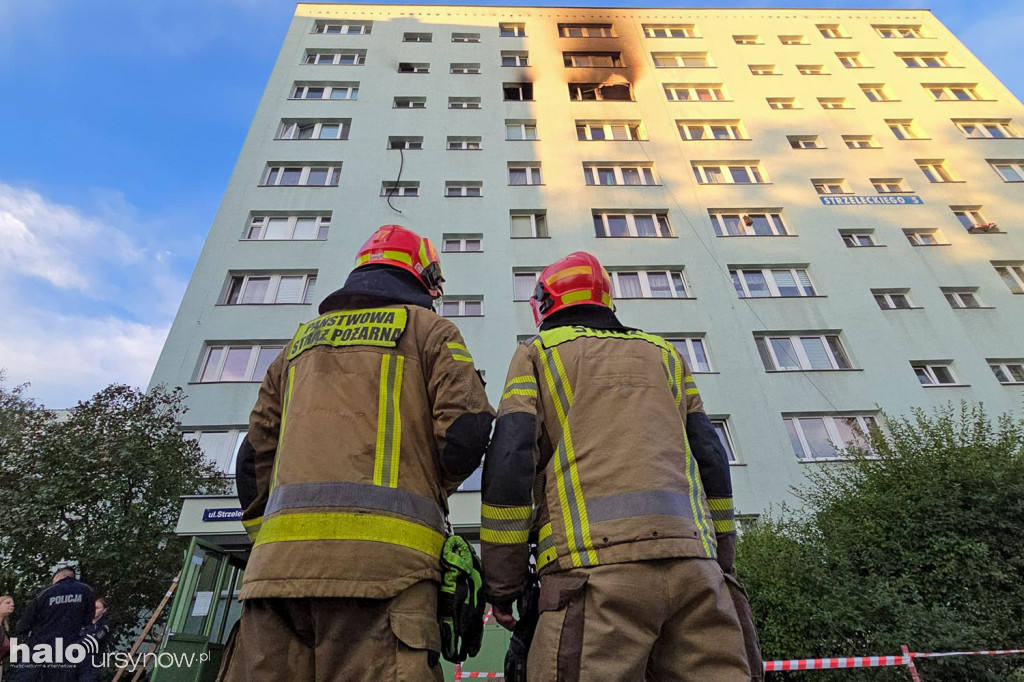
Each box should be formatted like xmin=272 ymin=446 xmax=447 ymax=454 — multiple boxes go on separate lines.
xmin=481 ymin=253 xmax=753 ymax=681
xmin=236 ymin=225 xmax=494 ymax=681
xmin=13 ymin=567 xmax=95 ymax=682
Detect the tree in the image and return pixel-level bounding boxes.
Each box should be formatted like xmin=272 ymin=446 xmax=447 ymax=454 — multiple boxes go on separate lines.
xmin=737 ymin=403 xmax=1024 ymax=681
xmin=0 ymin=378 xmax=227 ymax=647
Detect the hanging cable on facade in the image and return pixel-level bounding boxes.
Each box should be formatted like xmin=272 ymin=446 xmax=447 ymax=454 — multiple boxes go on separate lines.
xmin=386 ymin=147 xmax=405 ymax=214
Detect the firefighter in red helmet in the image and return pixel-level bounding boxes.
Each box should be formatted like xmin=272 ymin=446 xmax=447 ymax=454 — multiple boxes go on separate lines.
xmin=482 ymin=252 xmax=760 ymax=681
xmin=234 ymin=225 xmax=494 ymax=681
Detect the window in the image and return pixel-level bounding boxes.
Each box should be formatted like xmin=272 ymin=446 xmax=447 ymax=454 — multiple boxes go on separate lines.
xmin=644 ymin=24 xmax=697 ymax=38
xmin=710 ymin=419 xmax=737 ymax=461
xmin=510 ymin=211 xmax=548 ymax=238
xmin=398 ymin=62 xmax=429 ymax=74
xmin=503 ymin=82 xmax=533 ymax=101
xmin=506 ymin=120 xmax=538 ymax=140
xmin=785 ymin=415 xmax=877 ymax=461
xmin=291 ymin=82 xmax=358 ymax=100
xmin=692 ymin=162 xmax=767 ymax=184
xmin=755 ymin=334 xmax=852 ymax=371
xmin=558 ymin=23 xmax=614 ymax=38
xmin=448 ymin=97 xmax=481 ymax=109
xmin=312 ymin=21 xmax=370 ymax=35
xmin=380 ymin=181 xmax=419 ymax=197
xmin=731 ymin=268 xmax=815 ymax=298
xmin=183 ymin=429 xmax=247 ymax=474
xmin=569 ymin=81 xmax=633 ymax=101
xmin=277 ymin=119 xmax=351 ymax=140
xmin=668 ymin=337 xmax=712 ymax=373
xmin=912 ymin=362 xmax=959 ymax=386
xmin=797 ymin=64 xmax=827 ymax=75
xmin=994 ymin=263 xmax=1024 ymax=293
xmin=904 ymin=229 xmax=943 ymax=246
xmin=245 ymin=215 xmax=330 ymax=241
xmin=900 ymin=53 xmax=952 ymax=68
xmin=679 ymin=120 xmax=746 ymax=140
xmin=990 ymin=361 xmax=1024 ymax=385
xmin=501 ymin=51 xmax=529 ymax=67
xmin=952 ymin=206 xmax=992 ymax=231
xmin=577 ymin=120 xmax=645 ymax=141
xmin=874 ymin=24 xmax=924 ymax=39
xmin=447 ymin=136 xmax=481 ymax=150
xmin=918 ymin=160 xmax=956 ymax=183
xmin=872 ymin=289 xmax=914 ymax=310
xmin=387 ymin=136 xmax=423 ymax=150
xmin=733 ymin=35 xmax=761 ymax=45
xmin=508 ymin=164 xmax=542 ymax=185
xmin=927 ymin=84 xmax=983 ymax=101
xmin=843 ymin=135 xmax=879 ymax=148
xmin=513 ymin=271 xmax=540 ymax=300
xmin=403 ymin=32 xmax=432 ymax=42
xmin=445 ymin=181 xmax=482 ymax=197
xmin=664 ymin=84 xmax=726 ymax=101
xmin=610 ymin=270 xmax=689 ymax=299
xmin=450 ymin=63 xmax=481 ymax=75
xmin=788 ymin=135 xmax=823 ymax=149
xmin=943 ymin=288 xmax=983 ymax=309
xmin=442 ymin=235 xmax=482 ymax=253
xmin=584 ymin=163 xmax=657 ymax=186
xmin=709 ymin=210 xmax=788 ymax=237
xmin=990 ymin=160 xmax=1024 ymax=182
xmin=749 ymin=64 xmax=777 ymax=75
xmin=836 ymin=52 xmax=867 ymax=68
xmin=393 ymin=96 xmax=426 ymax=109
xmin=779 ymin=35 xmax=807 ymax=45
xmin=955 ymin=119 xmax=1019 ymax=139
xmin=653 ymin=52 xmax=711 ymax=68
xmin=593 ymin=212 xmax=672 ymax=238
xmin=303 ymin=50 xmax=366 ymax=66
xmin=817 ymin=24 xmax=846 ymax=39
xmin=872 ymin=178 xmax=911 ymax=194
xmin=841 ymin=231 xmax=876 ymax=247
xmin=440 ymin=297 xmax=484 ymax=318
xmin=458 ymin=467 xmax=483 ymax=492
xmin=499 ymin=23 xmax=526 ymax=37
xmin=767 ymin=97 xmax=799 ymax=110
xmin=812 ymin=178 xmax=850 ymax=195
xmin=818 ymin=97 xmax=850 ymax=109
xmin=225 ymin=273 xmax=317 ymax=305
xmin=887 ymin=119 xmax=924 ymax=140
xmin=200 ymin=344 xmax=283 ymax=383
xmin=564 ymin=52 xmax=623 ymax=67
xmin=452 ymin=32 xmax=480 ymax=43
xmin=860 ymin=84 xmax=894 ymax=102
xmin=262 ymin=165 xmax=340 ymax=187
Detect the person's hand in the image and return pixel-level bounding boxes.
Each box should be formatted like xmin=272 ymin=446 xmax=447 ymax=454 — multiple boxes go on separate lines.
xmin=491 ymin=601 xmax=518 ymax=631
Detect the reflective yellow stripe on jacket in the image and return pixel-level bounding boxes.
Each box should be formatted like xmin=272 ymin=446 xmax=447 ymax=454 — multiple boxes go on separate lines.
xmin=253 ymin=512 xmax=444 ymax=557
xmin=535 ymin=340 xmax=599 ymax=568
xmin=501 ymin=375 xmax=538 ymax=401
xmin=374 ymin=354 xmax=404 ymax=488
xmin=480 ymin=504 xmax=532 ymax=544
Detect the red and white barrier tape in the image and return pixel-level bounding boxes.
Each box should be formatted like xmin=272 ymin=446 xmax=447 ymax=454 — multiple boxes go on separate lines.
xmin=765 ymin=648 xmax=1024 ymax=672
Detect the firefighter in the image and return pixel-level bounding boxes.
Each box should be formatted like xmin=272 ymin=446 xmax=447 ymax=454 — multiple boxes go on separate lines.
xmin=236 ymin=225 xmax=494 ymax=682
xmin=481 ymin=252 xmax=754 ymax=681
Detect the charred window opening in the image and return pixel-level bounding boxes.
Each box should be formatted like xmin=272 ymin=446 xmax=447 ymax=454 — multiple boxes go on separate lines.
xmin=569 ymin=82 xmax=633 ymax=101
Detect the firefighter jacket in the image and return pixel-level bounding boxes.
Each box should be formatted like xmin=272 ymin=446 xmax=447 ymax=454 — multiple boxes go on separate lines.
xmin=239 ymin=271 xmax=494 ymax=601
xmin=480 ymin=309 xmax=736 ymax=604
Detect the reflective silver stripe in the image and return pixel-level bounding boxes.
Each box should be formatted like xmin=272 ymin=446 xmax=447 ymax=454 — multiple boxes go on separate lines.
xmin=265 ymin=481 xmax=445 ymax=531
xmin=587 ymin=489 xmax=697 ymax=524
xmin=537 ymin=532 xmax=555 ymax=554
xmin=480 ymin=516 xmax=532 ymax=533
xmin=710 ymin=508 xmax=735 ymax=522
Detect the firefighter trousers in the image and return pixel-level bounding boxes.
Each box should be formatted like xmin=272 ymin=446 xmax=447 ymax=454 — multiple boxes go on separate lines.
xmin=233 ymin=580 xmax=444 ymax=682
xmin=527 ymin=558 xmax=750 ymax=682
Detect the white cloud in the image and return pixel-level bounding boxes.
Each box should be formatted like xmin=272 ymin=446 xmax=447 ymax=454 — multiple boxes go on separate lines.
xmin=0 ymin=182 xmax=192 ymax=407
xmin=0 ymin=307 xmax=169 ymax=408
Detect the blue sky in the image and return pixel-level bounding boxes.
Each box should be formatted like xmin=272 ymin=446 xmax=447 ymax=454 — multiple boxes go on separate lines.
xmin=1 ymin=0 xmax=1021 ymax=406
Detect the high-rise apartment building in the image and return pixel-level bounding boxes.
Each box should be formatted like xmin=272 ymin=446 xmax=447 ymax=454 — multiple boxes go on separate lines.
xmin=150 ymin=5 xmax=1023 ymax=674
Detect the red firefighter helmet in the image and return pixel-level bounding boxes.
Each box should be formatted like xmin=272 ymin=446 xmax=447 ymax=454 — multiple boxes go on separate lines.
xmin=354 ymin=225 xmax=444 ymax=298
xmin=530 ymin=252 xmax=615 ymax=327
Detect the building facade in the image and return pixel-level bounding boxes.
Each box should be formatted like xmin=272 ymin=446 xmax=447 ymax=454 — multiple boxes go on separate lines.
xmin=148 ymin=4 xmax=1023 ymax=675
